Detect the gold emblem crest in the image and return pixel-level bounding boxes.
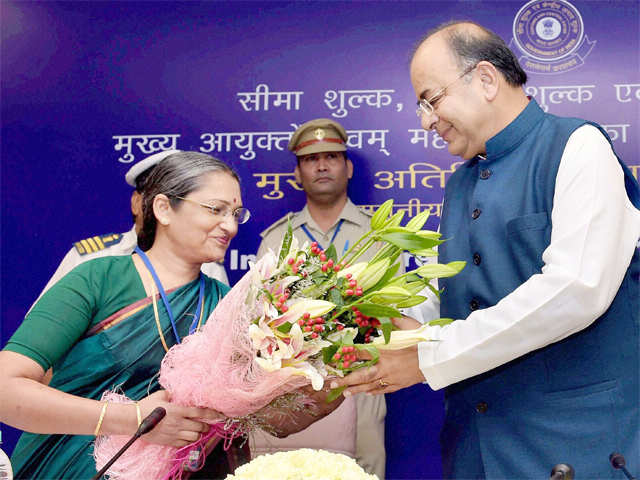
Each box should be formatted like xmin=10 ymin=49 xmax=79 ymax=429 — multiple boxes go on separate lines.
xmin=314 ymin=128 xmax=326 ymax=140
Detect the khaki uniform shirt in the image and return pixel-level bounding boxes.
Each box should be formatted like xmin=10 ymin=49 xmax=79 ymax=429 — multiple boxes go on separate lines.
xmin=32 ymin=226 xmax=229 ymax=308
xmin=258 ymin=199 xmax=380 ymax=262
xmin=255 ymin=199 xmax=387 ymax=479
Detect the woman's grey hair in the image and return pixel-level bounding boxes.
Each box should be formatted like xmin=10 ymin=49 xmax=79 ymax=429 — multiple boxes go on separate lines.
xmin=138 ymin=151 xmax=240 ymax=250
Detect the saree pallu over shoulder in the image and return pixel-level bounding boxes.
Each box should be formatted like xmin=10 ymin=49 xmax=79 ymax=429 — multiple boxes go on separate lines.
xmin=11 ymin=277 xmax=228 ymax=480
xmin=84 ymin=294 xmax=161 ymax=338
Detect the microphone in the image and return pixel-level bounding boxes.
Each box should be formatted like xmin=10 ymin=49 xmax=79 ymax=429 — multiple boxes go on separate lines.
xmin=136 ymin=407 xmax=167 ymax=435
xmin=550 ymin=463 xmax=574 ymax=480
xmin=610 ymin=452 xmax=637 ymax=480
xmin=91 ymin=407 xmax=166 ymax=480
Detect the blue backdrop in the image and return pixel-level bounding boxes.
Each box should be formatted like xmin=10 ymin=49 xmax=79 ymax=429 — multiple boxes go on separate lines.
xmin=1 ymin=1 xmax=638 ymax=478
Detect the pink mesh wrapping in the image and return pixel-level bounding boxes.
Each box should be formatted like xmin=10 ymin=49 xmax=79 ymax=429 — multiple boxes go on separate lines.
xmin=93 ymin=258 xmax=311 ymax=480
xmin=93 ymin=392 xmax=177 ymax=480
xmin=160 ymin=261 xmax=309 ymax=416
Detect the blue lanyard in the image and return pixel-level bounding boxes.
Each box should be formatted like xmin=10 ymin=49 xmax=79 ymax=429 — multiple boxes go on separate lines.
xmin=134 ymin=246 xmax=204 ymax=344
xmin=300 ymin=219 xmax=344 ymax=252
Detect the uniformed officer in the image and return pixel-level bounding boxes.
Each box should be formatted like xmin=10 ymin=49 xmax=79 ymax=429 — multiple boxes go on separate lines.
xmin=32 ymin=150 xmax=229 ymax=307
xmin=255 ymin=119 xmax=387 ymax=479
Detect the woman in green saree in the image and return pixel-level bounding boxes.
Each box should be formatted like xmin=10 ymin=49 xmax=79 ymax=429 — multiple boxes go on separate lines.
xmin=0 ymin=152 xmax=257 ymax=478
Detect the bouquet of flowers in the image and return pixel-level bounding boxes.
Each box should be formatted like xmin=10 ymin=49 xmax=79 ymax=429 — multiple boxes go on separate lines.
xmin=94 ymin=200 xmax=464 ymax=480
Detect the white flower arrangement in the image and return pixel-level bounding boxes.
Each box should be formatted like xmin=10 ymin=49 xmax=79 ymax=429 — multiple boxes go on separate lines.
xmin=226 ymin=448 xmax=379 ymax=480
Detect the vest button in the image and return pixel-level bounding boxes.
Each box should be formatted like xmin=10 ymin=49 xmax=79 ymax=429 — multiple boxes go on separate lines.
xmin=471 ymin=208 xmax=482 ymax=219
xmin=480 ymin=169 xmax=491 ymax=179
xmin=476 ymin=401 xmax=488 ymax=413
xmin=473 ymin=253 xmax=481 ymax=265
xmin=469 ymin=299 xmax=479 ymax=311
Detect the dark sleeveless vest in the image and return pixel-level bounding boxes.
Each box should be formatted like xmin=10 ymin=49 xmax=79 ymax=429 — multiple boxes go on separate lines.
xmin=437 ymin=99 xmax=639 ymax=478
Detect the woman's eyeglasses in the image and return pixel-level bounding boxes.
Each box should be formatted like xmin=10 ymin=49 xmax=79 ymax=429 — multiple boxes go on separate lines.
xmin=175 ymin=196 xmax=251 ymax=225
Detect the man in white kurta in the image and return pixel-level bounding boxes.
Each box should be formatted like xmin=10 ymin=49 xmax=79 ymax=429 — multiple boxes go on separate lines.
xmin=333 ymin=21 xmax=640 ymax=479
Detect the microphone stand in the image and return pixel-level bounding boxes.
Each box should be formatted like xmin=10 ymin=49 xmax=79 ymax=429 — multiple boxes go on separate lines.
xmin=91 ymin=407 xmax=166 ymax=480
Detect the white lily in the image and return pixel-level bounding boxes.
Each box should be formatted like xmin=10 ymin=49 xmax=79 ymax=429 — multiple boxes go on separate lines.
xmin=371 ymin=324 xmax=432 ymax=350
xmin=287 ymin=362 xmax=325 ymax=390
xmin=255 ymin=355 xmax=282 ymax=372
xmin=271 ymin=299 xmax=335 ymax=327
xmin=248 ymin=322 xmax=272 ymax=351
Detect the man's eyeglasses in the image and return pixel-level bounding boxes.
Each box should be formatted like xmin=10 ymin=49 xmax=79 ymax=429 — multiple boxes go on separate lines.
xmin=175 ymin=196 xmax=251 ymax=225
xmin=416 ymin=64 xmax=477 ymax=119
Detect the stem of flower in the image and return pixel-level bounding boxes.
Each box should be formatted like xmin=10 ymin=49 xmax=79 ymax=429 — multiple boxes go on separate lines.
xmin=337 ymin=231 xmax=374 ymax=266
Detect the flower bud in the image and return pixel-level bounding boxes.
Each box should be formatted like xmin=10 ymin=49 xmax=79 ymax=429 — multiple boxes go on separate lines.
xmin=369 ymin=285 xmax=411 ymax=303
xmin=357 ymin=258 xmax=391 ymax=291
xmin=370 ymin=199 xmax=394 ymax=230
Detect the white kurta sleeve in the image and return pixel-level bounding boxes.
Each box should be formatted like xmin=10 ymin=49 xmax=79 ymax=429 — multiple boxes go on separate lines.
xmin=417 ymin=124 xmax=640 ymax=390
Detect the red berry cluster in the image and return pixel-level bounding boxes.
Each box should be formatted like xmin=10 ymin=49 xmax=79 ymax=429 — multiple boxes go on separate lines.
xmin=343 ymin=273 xmax=363 ymax=297
xmin=332 ymin=345 xmax=357 ymax=369
xmin=275 ymin=291 xmax=290 ymax=312
xmin=351 ymin=307 xmax=381 ymax=343
xmin=286 ymin=256 xmax=306 ymax=276
xmin=310 ymin=242 xmax=342 ymax=273
xmin=297 ymin=312 xmax=326 ymax=339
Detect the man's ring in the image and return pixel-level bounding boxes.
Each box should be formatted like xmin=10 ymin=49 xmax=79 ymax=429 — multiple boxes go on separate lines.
xmin=378 ymin=379 xmax=389 ymax=388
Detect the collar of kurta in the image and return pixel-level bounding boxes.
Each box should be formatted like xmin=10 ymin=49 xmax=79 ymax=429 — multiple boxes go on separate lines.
xmin=481 ymin=97 xmax=546 ymax=163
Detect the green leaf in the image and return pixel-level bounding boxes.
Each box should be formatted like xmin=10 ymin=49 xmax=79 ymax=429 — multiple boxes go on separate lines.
xmin=428 ymin=317 xmax=455 ymax=327
xmin=328 ymin=287 xmax=344 ymax=307
xmin=370 ymin=199 xmax=394 ymax=230
xmin=322 ymin=344 xmax=339 ymax=364
xmin=301 ymin=276 xmax=337 ymax=298
xmin=324 ymin=243 xmax=337 ymax=262
xmin=396 ymin=295 xmax=427 ymax=308
xmin=326 ymin=386 xmax=346 ymax=403
xmin=379 ymin=317 xmax=393 ymax=344
xmin=355 ymin=303 xmax=403 ymax=318
xmin=277 ymin=322 xmax=293 ymax=333
xmin=379 ymin=232 xmax=443 ymax=251
xmin=277 ymin=218 xmax=293 ymax=267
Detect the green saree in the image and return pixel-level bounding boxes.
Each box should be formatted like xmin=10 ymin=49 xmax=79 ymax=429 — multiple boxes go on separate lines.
xmin=5 ymin=256 xmax=236 ymax=479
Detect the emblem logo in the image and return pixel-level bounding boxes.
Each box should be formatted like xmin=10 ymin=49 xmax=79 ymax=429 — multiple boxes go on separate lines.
xmin=511 ymin=0 xmax=595 ymax=74
xmin=314 ymin=128 xmax=326 ymax=140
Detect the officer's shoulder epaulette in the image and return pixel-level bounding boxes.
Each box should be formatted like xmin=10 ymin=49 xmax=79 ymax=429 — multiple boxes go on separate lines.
xmin=356 ymin=205 xmax=375 ymax=217
xmin=260 ymin=212 xmax=297 ymax=238
xmin=73 ymin=233 xmax=124 ymax=256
